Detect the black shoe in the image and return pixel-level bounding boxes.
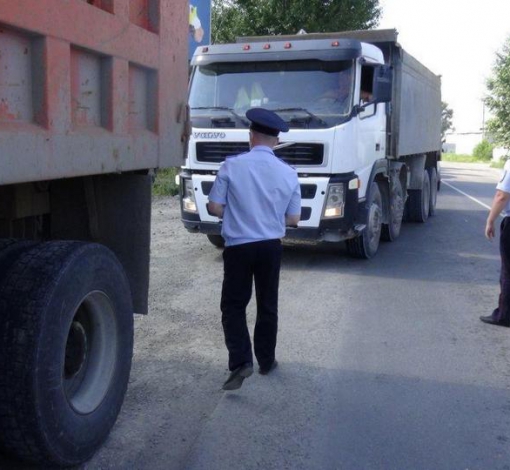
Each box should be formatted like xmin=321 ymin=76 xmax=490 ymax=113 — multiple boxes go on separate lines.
xmin=259 ymin=360 xmax=278 ymax=375
xmin=222 ymin=363 xmax=253 ymax=391
xmin=480 ymin=315 xmax=510 ymax=327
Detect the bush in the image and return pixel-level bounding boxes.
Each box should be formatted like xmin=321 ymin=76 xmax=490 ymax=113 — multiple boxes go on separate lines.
xmin=472 ymin=139 xmax=494 ymax=161
xmin=153 ymin=168 xmax=180 ymax=196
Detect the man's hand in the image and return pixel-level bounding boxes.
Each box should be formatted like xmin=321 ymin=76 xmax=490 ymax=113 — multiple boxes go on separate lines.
xmin=285 ymin=214 xmax=300 ymax=227
xmin=207 ymin=201 xmax=224 ymax=218
xmin=486 ymin=190 xmax=510 ymax=240
xmin=486 ymin=218 xmax=496 ymax=240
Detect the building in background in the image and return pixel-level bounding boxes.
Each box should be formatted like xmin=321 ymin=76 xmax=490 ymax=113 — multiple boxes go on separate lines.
xmin=444 ymin=131 xmax=484 ymax=155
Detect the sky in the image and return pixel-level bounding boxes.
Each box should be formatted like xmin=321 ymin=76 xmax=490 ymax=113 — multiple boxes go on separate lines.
xmin=378 ymin=0 xmax=510 ymax=136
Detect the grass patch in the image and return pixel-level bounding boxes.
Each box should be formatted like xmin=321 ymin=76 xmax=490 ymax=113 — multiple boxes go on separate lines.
xmin=441 ymin=153 xmax=480 ymax=163
xmin=490 ymin=159 xmax=506 ymax=169
xmin=153 ymin=167 xmax=180 ymax=196
xmin=441 ymin=153 xmax=506 ymax=169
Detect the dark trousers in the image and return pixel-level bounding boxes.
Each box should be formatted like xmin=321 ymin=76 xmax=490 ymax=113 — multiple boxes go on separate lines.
xmin=221 ymin=239 xmax=282 ymax=371
xmin=495 ymin=217 xmax=510 ymax=324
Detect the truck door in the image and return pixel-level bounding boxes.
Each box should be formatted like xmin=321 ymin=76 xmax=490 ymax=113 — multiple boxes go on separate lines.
xmin=357 ymin=62 xmax=386 ymax=194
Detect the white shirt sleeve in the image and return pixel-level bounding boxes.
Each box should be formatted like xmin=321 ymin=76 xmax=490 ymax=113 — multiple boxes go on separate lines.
xmin=496 ymin=160 xmax=510 ymax=194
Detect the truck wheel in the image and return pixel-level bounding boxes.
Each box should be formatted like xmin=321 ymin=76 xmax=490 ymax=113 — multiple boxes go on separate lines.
xmin=346 ymin=182 xmax=382 ymax=259
xmin=207 ymin=234 xmax=225 ymax=248
xmin=407 ymin=170 xmax=430 ymax=223
xmin=428 ymin=167 xmax=438 ymax=216
xmin=0 ymin=241 xmax=134 ymax=467
xmin=381 ymin=177 xmax=404 ymax=242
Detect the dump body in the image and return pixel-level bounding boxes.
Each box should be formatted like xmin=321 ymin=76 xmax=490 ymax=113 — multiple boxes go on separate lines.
xmin=0 ymin=0 xmax=189 ymax=185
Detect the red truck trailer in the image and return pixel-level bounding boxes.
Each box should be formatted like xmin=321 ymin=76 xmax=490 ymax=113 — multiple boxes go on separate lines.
xmin=0 ymin=0 xmax=189 ymax=465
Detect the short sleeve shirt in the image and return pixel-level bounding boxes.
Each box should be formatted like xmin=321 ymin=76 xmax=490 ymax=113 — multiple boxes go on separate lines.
xmin=497 ymin=160 xmax=510 ymax=217
xmin=208 ymin=145 xmax=301 ymax=247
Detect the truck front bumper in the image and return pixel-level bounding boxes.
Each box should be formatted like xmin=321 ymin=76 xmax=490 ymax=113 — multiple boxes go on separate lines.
xmin=182 ymin=219 xmax=365 ymax=243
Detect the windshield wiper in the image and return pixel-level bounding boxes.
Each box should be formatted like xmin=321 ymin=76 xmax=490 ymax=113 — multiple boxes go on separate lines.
xmin=272 ymin=107 xmax=328 ymax=128
xmin=191 ymin=106 xmax=250 ymax=126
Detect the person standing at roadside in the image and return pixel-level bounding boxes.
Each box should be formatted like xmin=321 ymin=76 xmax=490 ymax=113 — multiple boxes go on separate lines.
xmin=207 ymin=108 xmax=301 ymax=391
xmin=481 ymin=160 xmax=510 ymax=327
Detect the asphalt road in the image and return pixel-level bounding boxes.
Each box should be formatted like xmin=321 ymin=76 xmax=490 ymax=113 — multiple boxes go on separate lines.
xmin=1 ymin=161 xmax=510 ymax=470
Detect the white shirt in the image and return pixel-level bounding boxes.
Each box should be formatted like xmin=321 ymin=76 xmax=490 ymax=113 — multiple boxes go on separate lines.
xmin=208 ymin=146 xmax=301 ymax=247
xmin=496 ymin=159 xmax=510 ymax=216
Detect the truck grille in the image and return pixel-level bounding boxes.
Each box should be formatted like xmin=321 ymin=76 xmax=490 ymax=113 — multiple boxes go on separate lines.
xmin=196 ymin=142 xmax=324 ymax=166
xmin=201 ymin=181 xmax=316 ymax=200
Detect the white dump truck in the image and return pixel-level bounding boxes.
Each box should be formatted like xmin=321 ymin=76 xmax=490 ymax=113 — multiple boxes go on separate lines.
xmin=0 ymin=0 xmax=189 ymax=466
xmin=180 ymin=29 xmax=441 ymax=258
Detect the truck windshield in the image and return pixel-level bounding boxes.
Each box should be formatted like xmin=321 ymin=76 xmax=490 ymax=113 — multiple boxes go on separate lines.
xmin=189 ymin=59 xmax=354 ymax=130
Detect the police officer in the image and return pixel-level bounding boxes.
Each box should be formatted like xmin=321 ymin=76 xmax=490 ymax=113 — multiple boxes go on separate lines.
xmin=207 ymin=108 xmax=301 ymax=390
xmin=481 ymin=159 xmax=510 ymax=327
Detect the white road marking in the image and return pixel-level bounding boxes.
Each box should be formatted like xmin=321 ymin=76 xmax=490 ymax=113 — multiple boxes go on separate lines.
xmin=442 ymin=180 xmax=492 ymax=211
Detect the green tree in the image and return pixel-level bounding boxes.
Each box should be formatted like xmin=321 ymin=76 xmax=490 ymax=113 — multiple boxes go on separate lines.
xmin=441 ymin=101 xmax=454 ymax=142
xmin=486 ymin=36 xmax=510 ymax=149
xmin=212 ymin=0 xmax=382 ymax=44
xmin=472 ymin=139 xmax=494 ymax=161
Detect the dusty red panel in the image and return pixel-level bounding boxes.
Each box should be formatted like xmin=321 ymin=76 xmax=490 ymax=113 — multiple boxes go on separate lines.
xmin=128 ymin=63 xmax=157 ymax=132
xmin=70 ymin=48 xmax=103 ymax=128
xmin=0 ymin=28 xmax=34 ymax=123
xmin=80 ymin=0 xmax=114 ymax=13
xmin=129 ymin=0 xmax=158 ymax=32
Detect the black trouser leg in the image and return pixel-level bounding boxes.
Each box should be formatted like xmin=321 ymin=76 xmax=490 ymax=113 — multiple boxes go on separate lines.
xmin=253 ymin=240 xmax=282 ymax=368
xmin=221 ymin=244 xmax=254 ymax=371
xmin=497 ymin=217 xmax=510 ymax=323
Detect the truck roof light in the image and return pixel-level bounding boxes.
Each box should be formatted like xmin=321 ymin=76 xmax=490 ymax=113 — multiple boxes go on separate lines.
xmin=263 ymin=44 xmax=271 ymax=50
xmin=201 ymin=47 xmax=209 ymax=53
xmin=284 ymin=42 xmax=292 ymax=49
xmin=331 ymin=41 xmax=340 ymax=47
xmin=243 ymin=45 xmax=251 ymax=51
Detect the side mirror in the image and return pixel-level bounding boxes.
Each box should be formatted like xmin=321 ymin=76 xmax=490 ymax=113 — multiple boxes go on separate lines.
xmin=373 ymin=65 xmax=392 ymax=103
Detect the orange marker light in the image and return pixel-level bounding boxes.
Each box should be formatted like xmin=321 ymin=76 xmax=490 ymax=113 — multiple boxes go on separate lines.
xmin=243 ymin=45 xmax=251 ymax=51
xmin=331 ymin=41 xmax=340 ymax=47
xmin=284 ymin=42 xmax=292 ymax=49
xmin=263 ymin=44 xmax=271 ymax=50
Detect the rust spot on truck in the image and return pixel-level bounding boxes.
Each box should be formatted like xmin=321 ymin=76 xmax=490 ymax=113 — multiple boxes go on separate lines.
xmin=0 ymin=100 xmax=18 ymax=120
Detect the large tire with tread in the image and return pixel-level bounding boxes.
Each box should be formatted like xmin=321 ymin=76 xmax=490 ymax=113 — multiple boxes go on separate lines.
xmin=381 ymin=177 xmax=404 ymax=242
xmin=207 ymin=234 xmax=225 ymax=248
xmin=428 ymin=167 xmax=438 ymax=216
xmin=0 ymin=239 xmax=38 ymax=286
xmin=0 ymin=241 xmax=134 ymax=467
xmin=407 ymin=170 xmax=430 ymax=223
xmin=346 ymin=182 xmax=383 ymax=259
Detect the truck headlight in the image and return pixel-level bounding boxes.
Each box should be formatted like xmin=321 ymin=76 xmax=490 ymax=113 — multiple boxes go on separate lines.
xmin=182 ymin=179 xmax=198 ymax=213
xmin=323 ymin=183 xmax=344 ymax=218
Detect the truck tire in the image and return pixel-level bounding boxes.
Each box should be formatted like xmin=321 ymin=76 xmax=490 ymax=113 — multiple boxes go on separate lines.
xmin=207 ymin=234 xmax=225 ymax=248
xmin=346 ymin=182 xmax=382 ymax=259
xmin=406 ymin=170 xmax=430 ymax=223
xmin=0 ymin=241 xmax=134 ymax=467
xmin=381 ymin=177 xmax=404 ymax=242
xmin=0 ymin=239 xmax=38 ymax=286
xmin=428 ymin=167 xmax=438 ymax=216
